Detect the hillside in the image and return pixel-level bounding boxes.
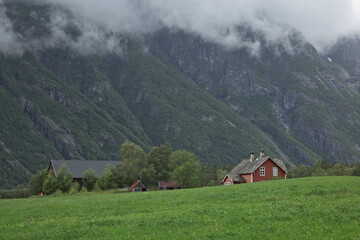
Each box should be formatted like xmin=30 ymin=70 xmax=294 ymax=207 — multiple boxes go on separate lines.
xmin=1 ymin=177 xmax=360 ymax=239
xmin=1 ymin=1 xmax=360 ymax=188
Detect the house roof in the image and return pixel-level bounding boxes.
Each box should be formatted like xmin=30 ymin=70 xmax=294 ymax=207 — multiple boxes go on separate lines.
xmin=50 ymin=160 xmax=122 ymax=178
xmin=229 ymin=156 xmax=288 ymax=175
xmin=158 ymin=181 xmax=182 ymax=188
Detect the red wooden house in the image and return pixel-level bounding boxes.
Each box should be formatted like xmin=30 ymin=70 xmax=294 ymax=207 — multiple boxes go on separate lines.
xmin=221 ymin=150 xmax=288 ymax=185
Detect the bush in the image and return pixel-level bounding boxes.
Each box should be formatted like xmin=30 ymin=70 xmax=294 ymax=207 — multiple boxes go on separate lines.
xmin=97 ymin=165 xmax=118 ymax=190
xmin=43 ymin=173 xmax=57 ymax=195
xmin=56 ymin=164 xmax=73 ymax=193
xmin=51 ymin=190 xmax=63 ymax=197
xmin=353 ymin=165 xmax=360 ymax=176
xmin=83 ymin=168 xmax=97 ymax=191
xmin=289 ymin=164 xmax=313 ymax=178
xmin=29 ymin=168 xmax=48 ymax=195
xmin=69 ymin=182 xmax=81 ymax=195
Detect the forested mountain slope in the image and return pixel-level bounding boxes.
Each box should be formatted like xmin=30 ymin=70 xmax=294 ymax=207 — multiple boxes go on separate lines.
xmin=1 ymin=1 xmax=360 ymax=188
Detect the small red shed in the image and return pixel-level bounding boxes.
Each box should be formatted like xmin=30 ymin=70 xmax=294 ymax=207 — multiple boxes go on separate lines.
xmin=129 ymin=180 xmax=148 ymax=192
xmin=157 ymin=181 xmax=183 ymax=190
xmin=221 ymin=150 xmax=288 ymax=185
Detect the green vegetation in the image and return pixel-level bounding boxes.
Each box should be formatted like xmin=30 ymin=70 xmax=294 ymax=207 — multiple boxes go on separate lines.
xmin=82 ymin=168 xmax=97 ymax=191
xmin=1 ymin=177 xmax=360 ymax=239
xmin=56 ymin=165 xmax=73 ymax=193
xmin=289 ymin=159 xmax=360 ymax=178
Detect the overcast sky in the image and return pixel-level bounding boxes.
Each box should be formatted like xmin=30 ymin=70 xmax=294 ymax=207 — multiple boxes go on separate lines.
xmin=1 ymin=0 xmax=360 ymax=54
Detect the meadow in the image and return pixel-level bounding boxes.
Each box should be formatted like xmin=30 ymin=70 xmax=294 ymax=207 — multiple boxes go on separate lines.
xmin=1 ymin=176 xmax=360 ymax=239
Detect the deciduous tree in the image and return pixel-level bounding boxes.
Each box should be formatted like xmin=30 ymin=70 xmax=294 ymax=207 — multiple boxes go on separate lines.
xmin=57 ymin=164 xmax=73 ymax=193
xmin=170 ymin=150 xmax=201 ymax=188
xmin=83 ymin=168 xmax=97 ymax=191
xmin=120 ymin=141 xmax=146 ymax=186
xmin=29 ymin=168 xmax=47 ymax=195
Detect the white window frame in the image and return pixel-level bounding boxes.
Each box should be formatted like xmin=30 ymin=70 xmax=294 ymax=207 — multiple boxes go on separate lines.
xmin=260 ymin=166 xmax=265 ymax=176
xmin=273 ymin=167 xmax=278 ymax=177
xmin=224 ymin=182 xmax=231 ymax=185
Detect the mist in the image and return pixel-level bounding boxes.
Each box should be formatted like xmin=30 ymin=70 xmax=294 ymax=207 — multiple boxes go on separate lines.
xmin=1 ymin=0 xmax=360 ymax=55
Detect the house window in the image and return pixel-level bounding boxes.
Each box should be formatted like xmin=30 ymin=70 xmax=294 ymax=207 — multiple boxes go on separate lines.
xmin=273 ymin=167 xmax=278 ymax=177
xmin=260 ymin=167 xmax=265 ymax=176
xmin=224 ymin=182 xmax=231 ymax=185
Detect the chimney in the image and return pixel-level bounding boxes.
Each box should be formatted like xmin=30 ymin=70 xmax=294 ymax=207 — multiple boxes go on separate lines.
xmin=260 ymin=149 xmax=265 ymax=158
xmin=250 ymin=152 xmax=255 ymax=162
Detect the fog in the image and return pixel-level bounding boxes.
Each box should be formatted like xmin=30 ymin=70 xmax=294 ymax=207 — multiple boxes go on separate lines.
xmin=1 ymin=0 xmax=360 ymax=54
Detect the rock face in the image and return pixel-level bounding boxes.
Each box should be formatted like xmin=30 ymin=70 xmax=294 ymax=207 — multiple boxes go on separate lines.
xmin=148 ymin=29 xmax=360 ymax=164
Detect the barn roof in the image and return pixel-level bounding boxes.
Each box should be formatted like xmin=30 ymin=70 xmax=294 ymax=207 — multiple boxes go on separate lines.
xmin=50 ymin=160 xmax=122 ymax=178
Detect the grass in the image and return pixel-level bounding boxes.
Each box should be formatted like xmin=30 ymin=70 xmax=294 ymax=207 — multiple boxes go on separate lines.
xmin=1 ymin=177 xmax=360 ymax=239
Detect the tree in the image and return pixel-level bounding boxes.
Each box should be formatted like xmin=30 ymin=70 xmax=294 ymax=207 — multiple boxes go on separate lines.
xmin=217 ymin=169 xmax=228 ymax=183
xmin=120 ymin=141 xmax=146 ymax=186
xmin=141 ymin=164 xmax=157 ymax=186
xmin=289 ymin=164 xmax=312 ymax=178
xmin=96 ymin=165 xmax=118 ymax=190
xmin=42 ymin=173 xmax=57 ymax=195
xmin=169 ymin=150 xmax=202 ymax=188
xmin=29 ymin=168 xmax=48 ymax=195
xmin=320 ymin=159 xmax=333 ymax=171
xmin=146 ymin=142 xmax=172 ymax=182
xmin=56 ymin=164 xmax=73 ymax=193
xmin=352 ymin=164 xmax=360 ymax=176
xmin=83 ymin=168 xmax=97 ymax=191
xmin=312 ymin=161 xmax=327 ymax=176
xmin=328 ymin=164 xmax=352 ymax=176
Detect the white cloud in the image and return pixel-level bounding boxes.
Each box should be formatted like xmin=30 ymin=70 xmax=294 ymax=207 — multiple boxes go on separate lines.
xmin=0 ymin=0 xmax=22 ymax=54
xmin=2 ymin=0 xmax=360 ymax=54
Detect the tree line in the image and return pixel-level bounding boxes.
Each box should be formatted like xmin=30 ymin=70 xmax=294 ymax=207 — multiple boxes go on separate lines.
xmin=29 ymin=141 xmax=230 ymax=195
xmin=289 ymin=159 xmax=360 ymax=178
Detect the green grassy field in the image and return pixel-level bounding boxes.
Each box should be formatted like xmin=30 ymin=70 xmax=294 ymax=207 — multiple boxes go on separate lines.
xmin=1 ymin=177 xmax=360 ymax=239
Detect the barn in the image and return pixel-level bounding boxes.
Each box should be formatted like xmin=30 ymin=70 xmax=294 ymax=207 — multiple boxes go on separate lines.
xmin=221 ymin=150 xmax=288 ymax=185
xmin=48 ymin=160 xmax=122 ymax=183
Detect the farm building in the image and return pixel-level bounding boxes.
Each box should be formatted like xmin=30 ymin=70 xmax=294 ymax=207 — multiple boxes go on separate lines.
xmin=129 ymin=180 xmax=148 ymax=192
xmin=221 ymin=150 xmax=287 ymax=185
xmin=48 ymin=160 xmax=121 ymax=183
xmin=157 ymin=181 xmax=183 ymax=190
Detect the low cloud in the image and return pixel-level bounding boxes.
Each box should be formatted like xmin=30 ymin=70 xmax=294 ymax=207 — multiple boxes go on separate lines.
xmin=0 ymin=1 xmax=22 ymax=54
xmin=1 ymin=0 xmax=360 ymax=55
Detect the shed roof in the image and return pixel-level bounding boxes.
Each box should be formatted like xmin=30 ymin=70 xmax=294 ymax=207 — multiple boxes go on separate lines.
xmin=129 ymin=180 xmax=147 ymax=191
xmin=224 ymin=173 xmax=246 ymax=183
xmin=50 ymin=160 xmax=122 ymax=178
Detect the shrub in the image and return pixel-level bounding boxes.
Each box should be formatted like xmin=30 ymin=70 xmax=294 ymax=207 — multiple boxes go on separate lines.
xmin=83 ymin=168 xmax=97 ymax=191
xmin=56 ymin=164 xmax=73 ymax=193
xmin=69 ymin=182 xmax=80 ymax=195
xmin=51 ymin=189 xmax=63 ymax=197
xmin=96 ymin=165 xmax=118 ymax=190
xmin=289 ymin=164 xmax=313 ymax=178
xmin=43 ymin=173 xmax=57 ymax=195
xmin=353 ymin=165 xmax=360 ymax=176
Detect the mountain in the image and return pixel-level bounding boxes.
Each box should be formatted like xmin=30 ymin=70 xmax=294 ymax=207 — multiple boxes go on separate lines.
xmin=1 ymin=1 xmax=360 ymax=188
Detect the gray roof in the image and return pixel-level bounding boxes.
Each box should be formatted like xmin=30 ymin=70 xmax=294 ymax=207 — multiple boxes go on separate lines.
xmin=50 ymin=160 xmax=122 ymax=178
xmin=225 ymin=173 xmax=246 ymax=183
xmin=227 ymin=156 xmax=288 ymax=179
